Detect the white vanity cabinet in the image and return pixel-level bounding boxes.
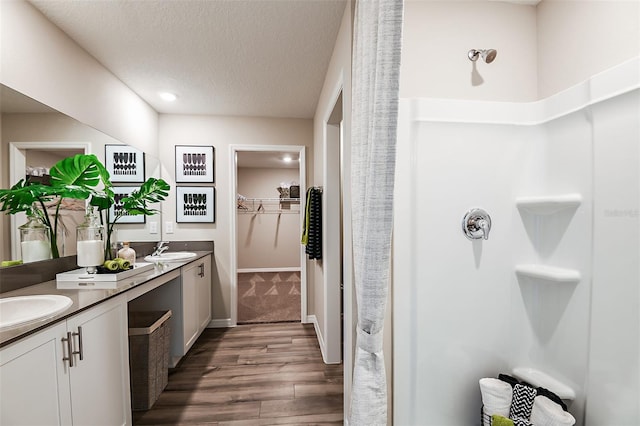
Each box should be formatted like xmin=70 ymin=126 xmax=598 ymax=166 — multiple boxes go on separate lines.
xmin=182 ymin=254 xmax=212 ymax=350
xmin=0 ymin=295 xmax=131 ymax=426
xmin=0 ymin=321 xmax=71 ymax=425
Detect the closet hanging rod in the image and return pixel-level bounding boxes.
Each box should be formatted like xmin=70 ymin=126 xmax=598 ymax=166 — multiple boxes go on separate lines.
xmin=241 ymin=197 xmax=300 ymax=202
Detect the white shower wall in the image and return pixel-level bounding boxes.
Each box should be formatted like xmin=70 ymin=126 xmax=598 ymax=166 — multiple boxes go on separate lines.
xmin=587 ymin=88 xmax=640 ymax=423
xmin=394 ymin=59 xmax=639 ymax=425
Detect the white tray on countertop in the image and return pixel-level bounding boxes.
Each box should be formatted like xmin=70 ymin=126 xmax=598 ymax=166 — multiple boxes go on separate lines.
xmin=56 ymin=262 xmax=155 ymax=283
xmin=57 ymin=281 xmax=121 ymax=290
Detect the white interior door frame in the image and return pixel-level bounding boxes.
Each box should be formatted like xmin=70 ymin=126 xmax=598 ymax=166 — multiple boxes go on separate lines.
xmin=322 ymin=86 xmax=344 ymax=364
xmin=8 ymin=141 xmax=91 ymax=259
xmin=229 ymin=144 xmax=307 ymax=326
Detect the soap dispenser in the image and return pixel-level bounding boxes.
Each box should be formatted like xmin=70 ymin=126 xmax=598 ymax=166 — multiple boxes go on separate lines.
xmin=117 ymin=241 xmax=136 ymax=266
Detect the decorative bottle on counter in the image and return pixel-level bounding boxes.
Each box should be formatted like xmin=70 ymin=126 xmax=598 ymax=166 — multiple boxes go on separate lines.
xmin=76 ymin=206 xmax=104 ymax=273
xmin=19 ymin=211 xmax=52 ymax=263
xmin=117 ymin=241 xmax=136 ymax=266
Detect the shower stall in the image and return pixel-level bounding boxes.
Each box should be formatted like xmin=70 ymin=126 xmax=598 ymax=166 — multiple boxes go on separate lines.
xmin=393 ymin=56 xmax=639 ymax=424
xmin=391 ymin=2 xmax=639 ymax=423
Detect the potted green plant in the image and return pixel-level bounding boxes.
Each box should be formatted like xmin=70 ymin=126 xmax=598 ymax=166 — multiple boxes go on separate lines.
xmin=0 ymin=154 xmax=169 ymax=260
xmin=102 ymin=176 xmax=170 ymax=259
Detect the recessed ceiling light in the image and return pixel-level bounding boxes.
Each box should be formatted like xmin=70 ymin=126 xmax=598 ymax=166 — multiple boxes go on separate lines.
xmin=159 ymin=92 xmax=177 ymax=102
xmin=283 ymin=155 xmax=292 ymax=163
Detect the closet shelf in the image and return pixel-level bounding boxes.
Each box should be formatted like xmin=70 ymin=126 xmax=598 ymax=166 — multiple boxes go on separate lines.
xmin=512 ymin=367 xmax=576 ymax=401
xmin=515 ymin=194 xmax=582 ymax=215
xmin=242 ymin=197 xmax=300 ymax=203
xmin=515 ymin=264 xmax=580 ymax=284
xmin=237 ymin=197 xmax=301 ymax=214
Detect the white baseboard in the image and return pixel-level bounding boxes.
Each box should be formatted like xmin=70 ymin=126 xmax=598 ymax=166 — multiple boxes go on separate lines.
xmin=237 ymin=267 xmax=301 ymax=273
xmin=208 ymin=318 xmax=235 ymax=328
xmin=307 ymin=314 xmax=330 ymax=364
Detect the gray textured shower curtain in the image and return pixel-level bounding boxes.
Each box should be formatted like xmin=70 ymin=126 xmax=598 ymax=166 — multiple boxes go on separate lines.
xmin=350 ymin=0 xmax=403 ymax=424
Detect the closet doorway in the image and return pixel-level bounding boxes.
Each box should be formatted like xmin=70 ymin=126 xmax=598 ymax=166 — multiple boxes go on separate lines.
xmin=230 ymin=145 xmax=307 ymax=325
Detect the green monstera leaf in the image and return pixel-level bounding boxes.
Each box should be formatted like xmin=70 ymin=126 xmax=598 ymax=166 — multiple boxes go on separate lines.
xmin=0 ymin=180 xmax=57 ymax=215
xmin=121 ymin=178 xmax=170 ymax=216
xmin=49 ymin=154 xmax=112 ymax=201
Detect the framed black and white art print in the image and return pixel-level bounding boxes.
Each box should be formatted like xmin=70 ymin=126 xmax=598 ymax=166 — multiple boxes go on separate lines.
xmin=109 ymin=187 xmax=145 ymax=224
xmin=175 ymin=145 xmax=214 ymax=183
xmin=105 ymin=145 xmax=145 ymax=183
xmin=176 ymin=187 xmax=215 ymax=223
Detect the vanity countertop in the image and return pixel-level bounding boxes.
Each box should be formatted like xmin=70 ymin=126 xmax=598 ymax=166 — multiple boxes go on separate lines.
xmin=0 ymin=251 xmax=212 ymax=348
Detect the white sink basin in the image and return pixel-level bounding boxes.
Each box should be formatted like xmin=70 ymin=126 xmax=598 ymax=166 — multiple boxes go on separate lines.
xmin=0 ymin=295 xmax=73 ymax=330
xmin=144 ymin=251 xmax=197 ymax=263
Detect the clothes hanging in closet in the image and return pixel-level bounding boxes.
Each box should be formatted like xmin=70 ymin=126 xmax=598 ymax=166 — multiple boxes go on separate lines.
xmin=301 ymin=187 xmax=322 ymax=260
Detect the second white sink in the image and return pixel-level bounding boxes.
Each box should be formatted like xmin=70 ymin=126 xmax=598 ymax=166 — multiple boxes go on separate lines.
xmin=0 ymin=295 xmax=73 ymax=330
xmin=144 ymin=251 xmax=197 ymax=263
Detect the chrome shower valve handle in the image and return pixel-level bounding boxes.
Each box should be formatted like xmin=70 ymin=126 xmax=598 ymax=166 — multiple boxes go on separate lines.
xmin=462 ymin=208 xmax=492 ymax=240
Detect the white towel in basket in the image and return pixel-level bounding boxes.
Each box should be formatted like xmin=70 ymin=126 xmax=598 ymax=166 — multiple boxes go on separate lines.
xmin=530 ymin=395 xmax=576 ymax=426
xmin=480 ymin=378 xmax=513 ymax=426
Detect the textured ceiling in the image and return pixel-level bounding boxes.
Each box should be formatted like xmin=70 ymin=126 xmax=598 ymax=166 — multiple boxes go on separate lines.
xmin=29 ymin=0 xmax=347 ymax=118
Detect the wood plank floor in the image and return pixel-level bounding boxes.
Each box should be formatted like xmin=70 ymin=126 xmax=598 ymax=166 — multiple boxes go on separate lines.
xmin=133 ymin=322 xmax=344 ymax=425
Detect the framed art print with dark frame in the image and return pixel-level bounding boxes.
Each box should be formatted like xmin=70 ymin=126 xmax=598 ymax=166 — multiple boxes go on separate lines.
xmin=175 ymin=145 xmax=214 ymax=183
xmin=105 ymin=144 xmax=145 ymax=183
xmin=109 ymin=187 xmax=146 ymax=224
xmin=176 ymin=186 xmax=215 ymax=223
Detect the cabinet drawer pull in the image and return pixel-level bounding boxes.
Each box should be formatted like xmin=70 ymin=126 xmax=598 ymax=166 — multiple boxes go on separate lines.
xmin=62 ymin=332 xmax=74 ymax=367
xmin=198 ymin=263 xmax=205 ymax=278
xmin=72 ymin=326 xmax=84 ymax=361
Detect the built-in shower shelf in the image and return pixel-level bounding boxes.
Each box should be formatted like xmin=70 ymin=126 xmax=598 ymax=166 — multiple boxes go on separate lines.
xmin=512 ymin=367 xmax=576 ymax=401
xmin=516 ymin=194 xmax=582 ymax=215
xmin=515 ymin=264 xmax=581 ymax=284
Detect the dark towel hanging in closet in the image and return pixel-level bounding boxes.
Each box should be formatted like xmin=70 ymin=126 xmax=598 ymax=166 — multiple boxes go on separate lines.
xmin=302 ymin=187 xmax=322 ymax=260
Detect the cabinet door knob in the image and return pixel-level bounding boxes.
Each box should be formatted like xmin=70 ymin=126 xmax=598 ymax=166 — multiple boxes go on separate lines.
xmin=198 ymin=263 xmax=205 ymax=278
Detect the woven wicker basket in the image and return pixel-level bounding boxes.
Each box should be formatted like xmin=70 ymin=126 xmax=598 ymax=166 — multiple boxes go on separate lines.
xmin=128 ymin=310 xmax=172 ymax=411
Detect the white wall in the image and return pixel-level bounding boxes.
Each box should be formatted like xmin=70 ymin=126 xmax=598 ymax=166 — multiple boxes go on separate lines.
xmin=401 ymin=0 xmax=640 ymax=102
xmin=311 ymin=0 xmax=353 ymax=413
xmin=400 ymin=0 xmax=538 ymax=101
xmin=511 ymin=106 xmax=594 ymax=426
xmin=158 ymin=114 xmax=312 ymax=323
xmin=587 ymin=88 xmax=640 ymax=424
xmin=537 ymin=0 xmax=640 ymax=99
xmin=237 ymin=167 xmax=300 ymax=270
xmin=394 ymin=112 xmax=534 ymax=424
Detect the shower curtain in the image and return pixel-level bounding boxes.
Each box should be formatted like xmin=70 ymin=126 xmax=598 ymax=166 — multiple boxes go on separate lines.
xmin=350 ymin=0 xmax=403 ymax=424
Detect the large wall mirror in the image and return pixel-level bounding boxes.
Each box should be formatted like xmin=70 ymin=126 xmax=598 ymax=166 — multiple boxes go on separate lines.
xmin=0 ymin=84 xmax=162 ymax=263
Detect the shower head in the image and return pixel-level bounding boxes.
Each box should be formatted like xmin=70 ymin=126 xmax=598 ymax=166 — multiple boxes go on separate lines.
xmin=483 ymin=49 xmax=497 ymax=63
xmin=468 ymin=49 xmax=497 ymax=63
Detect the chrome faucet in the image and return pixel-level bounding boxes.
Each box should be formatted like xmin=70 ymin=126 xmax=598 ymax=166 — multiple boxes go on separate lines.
xmin=462 ymin=208 xmax=492 ymax=240
xmin=152 ymin=241 xmax=169 ymax=256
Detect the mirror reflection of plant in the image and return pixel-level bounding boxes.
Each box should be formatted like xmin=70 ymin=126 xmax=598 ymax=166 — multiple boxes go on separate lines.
xmin=0 ymin=154 xmax=112 ymax=258
xmin=103 ymin=178 xmax=169 ymax=260
xmin=0 ymin=154 xmax=170 ymax=261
